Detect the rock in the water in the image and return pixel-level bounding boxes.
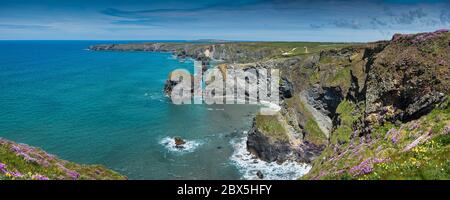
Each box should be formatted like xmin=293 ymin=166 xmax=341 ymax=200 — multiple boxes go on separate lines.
xmin=174 ymin=137 xmax=186 ymax=148
xmin=163 ymin=79 xmax=180 ymax=97
xmin=256 ymin=170 xmax=264 ymax=179
xmin=276 ymin=159 xmax=284 ymax=165
xmin=163 ymin=71 xmax=195 ymax=98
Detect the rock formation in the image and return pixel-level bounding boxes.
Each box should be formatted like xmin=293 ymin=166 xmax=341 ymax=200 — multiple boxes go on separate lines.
xmin=174 ymin=137 xmax=186 ymax=148
xmin=90 ymin=29 xmax=450 ymax=179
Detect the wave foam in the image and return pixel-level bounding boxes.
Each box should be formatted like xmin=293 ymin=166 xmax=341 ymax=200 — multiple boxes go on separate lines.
xmin=145 ymin=92 xmax=165 ymax=102
xmin=230 ymin=137 xmax=311 ymax=180
xmin=159 ymin=137 xmax=203 ymax=154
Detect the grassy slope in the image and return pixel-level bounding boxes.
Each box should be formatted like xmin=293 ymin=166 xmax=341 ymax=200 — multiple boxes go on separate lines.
xmin=226 ymin=42 xmax=355 ymax=57
xmin=255 ymin=114 xmax=289 ymax=142
xmin=285 ymin=96 xmax=328 ymax=145
xmin=303 ymin=100 xmax=450 ymax=180
xmin=0 ymin=139 xmax=126 ymax=180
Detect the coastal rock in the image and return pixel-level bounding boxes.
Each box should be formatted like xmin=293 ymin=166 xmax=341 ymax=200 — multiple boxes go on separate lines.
xmin=279 ymin=77 xmax=294 ymax=99
xmin=163 ymin=79 xmax=180 ymax=97
xmin=295 ymin=141 xmax=325 ymax=162
xmin=246 ymin=116 xmax=325 ymax=163
xmin=163 ymin=71 xmax=195 ymax=98
xmin=89 ymin=42 xmax=281 ymax=63
xmin=305 ymin=85 xmax=343 ymax=119
xmin=363 ymin=30 xmax=449 ymax=125
xmin=246 ymin=30 xmax=449 ymax=173
xmin=299 ymin=85 xmax=343 ymax=137
xmin=90 ymin=29 xmax=450 ymax=180
xmin=246 ymin=118 xmax=292 ymax=162
xmin=174 ymin=137 xmax=186 ymax=148
xmin=256 ymin=170 xmax=264 ymax=179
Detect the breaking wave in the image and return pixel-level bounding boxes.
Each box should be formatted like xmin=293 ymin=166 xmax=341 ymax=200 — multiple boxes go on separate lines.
xmin=159 ymin=137 xmax=203 ymax=154
xmin=230 ymin=137 xmax=311 ymax=180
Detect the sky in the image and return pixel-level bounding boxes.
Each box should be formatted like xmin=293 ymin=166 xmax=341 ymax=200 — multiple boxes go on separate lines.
xmin=0 ymin=0 xmax=449 ymax=42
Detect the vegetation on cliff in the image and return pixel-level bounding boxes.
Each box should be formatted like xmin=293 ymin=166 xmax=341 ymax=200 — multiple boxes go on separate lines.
xmin=304 ymin=102 xmax=449 ymax=180
xmin=89 ymin=42 xmax=353 ymax=63
xmin=0 ymin=138 xmax=126 ymax=180
xmin=247 ymin=29 xmax=449 ymax=179
xmin=302 ymin=29 xmax=450 ymax=179
xmin=91 ymin=29 xmax=449 ymax=180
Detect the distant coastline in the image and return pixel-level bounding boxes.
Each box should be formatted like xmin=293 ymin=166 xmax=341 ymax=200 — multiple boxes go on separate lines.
xmin=89 ymin=29 xmax=450 ymax=180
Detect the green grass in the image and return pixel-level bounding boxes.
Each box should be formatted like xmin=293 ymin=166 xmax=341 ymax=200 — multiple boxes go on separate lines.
xmin=285 ymin=96 xmax=327 ymax=145
xmin=327 ymin=67 xmax=351 ymax=86
xmin=308 ymin=70 xmax=320 ymax=84
xmin=204 ymin=41 xmax=354 ymax=60
xmin=362 ymin=134 xmax=450 ymax=180
xmin=255 ymin=114 xmax=289 ymax=142
xmin=417 ymin=32 xmax=450 ymax=54
xmin=304 ymin=118 xmax=328 ymax=145
xmin=251 ymin=42 xmax=355 ymax=58
xmin=303 ymin=98 xmax=449 ymax=180
xmin=331 ymin=100 xmax=362 ymax=144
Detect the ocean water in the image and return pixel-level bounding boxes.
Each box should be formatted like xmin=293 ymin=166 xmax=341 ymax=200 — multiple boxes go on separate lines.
xmin=0 ymin=41 xmax=310 ymax=180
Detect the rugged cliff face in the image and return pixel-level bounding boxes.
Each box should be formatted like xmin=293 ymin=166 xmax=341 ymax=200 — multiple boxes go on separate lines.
xmin=90 ymin=42 xmax=283 ymax=63
xmin=89 ymin=41 xmax=352 ymax=64
xmin=244 ymin=29 xmax=449 ymax=179
xmin=90 ymin=29 xmax=449 ymax=179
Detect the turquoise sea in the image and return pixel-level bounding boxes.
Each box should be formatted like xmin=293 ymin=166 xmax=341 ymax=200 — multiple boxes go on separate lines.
xmin=0 ymin=41 xmax=311 ymax=180
xmin=0 ymin=41 xmax=263 ymax=179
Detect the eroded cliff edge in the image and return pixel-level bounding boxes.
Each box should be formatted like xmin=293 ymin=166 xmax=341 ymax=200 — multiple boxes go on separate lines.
xmin=244 ymin=30 xmax=449 ymax=179
xmin=90 ymin=29 xmax=450 ymax=179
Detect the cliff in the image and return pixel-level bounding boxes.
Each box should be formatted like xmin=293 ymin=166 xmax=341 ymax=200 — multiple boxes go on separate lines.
xmin=0 ymin=138 xmax=126 ymax=180
xmin=301 ymin=30 xmax=450 ymax=179
xmin=243 ymin=29 xmax=449 ymax=179
xmin=90 ymin=29 xmax=449 ymax=180
xmin=89 ymin=42 xmax=352 ymax=63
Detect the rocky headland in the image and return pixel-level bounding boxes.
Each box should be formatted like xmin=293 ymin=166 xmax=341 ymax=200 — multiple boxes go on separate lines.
xmin=89 ymin=29 xmax=449 ymax=180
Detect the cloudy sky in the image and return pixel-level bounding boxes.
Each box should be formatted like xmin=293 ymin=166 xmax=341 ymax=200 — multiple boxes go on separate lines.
xmin=0 ymin=0 xmax=449 ymax=41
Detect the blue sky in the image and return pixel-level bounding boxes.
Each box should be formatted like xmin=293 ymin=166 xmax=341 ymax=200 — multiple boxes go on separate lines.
xmin=0 ymin=0 xmax=449 ymax=41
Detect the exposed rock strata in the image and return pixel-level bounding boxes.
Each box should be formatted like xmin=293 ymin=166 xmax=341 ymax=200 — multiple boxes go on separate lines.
xmin=90 ymin=29 xmax=450 ymax=179
xmin=246 ymin=30 xmax=449 ymax=165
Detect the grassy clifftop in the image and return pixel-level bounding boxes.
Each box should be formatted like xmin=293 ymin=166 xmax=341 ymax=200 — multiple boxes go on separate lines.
xmin=0 ymin=138 xmax=126 ymax=180
xmin=89 ymin=41 xmax=355 ymax=63
xmin=245 ymin=29 xmax=449 ymax=179
xmin=304 ymin=100 xmax=449 ymax=180
xmin=301 ymin=30 xmax=450 ymax=179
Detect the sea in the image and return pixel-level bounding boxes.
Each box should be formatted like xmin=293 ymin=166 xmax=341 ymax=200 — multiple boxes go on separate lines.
xmin=0 ymin=41 xmax=310 ymax=180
